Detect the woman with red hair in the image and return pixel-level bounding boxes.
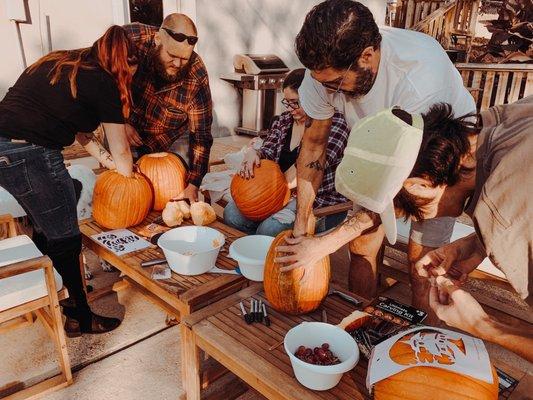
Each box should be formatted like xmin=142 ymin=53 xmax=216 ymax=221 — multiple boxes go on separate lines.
xmin=0 ymin=25 xmax=137 ymax=336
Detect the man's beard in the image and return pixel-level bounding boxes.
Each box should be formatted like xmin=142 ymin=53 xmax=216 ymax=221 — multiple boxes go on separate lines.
xmin=344 ymin=67 xmax=376 ymax=99
xmin=149 ymin=45 xmax=189 ymax=83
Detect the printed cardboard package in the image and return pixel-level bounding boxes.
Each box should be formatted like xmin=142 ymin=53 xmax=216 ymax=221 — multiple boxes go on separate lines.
xmin=338 ymin=296 xmax=427 ymax=359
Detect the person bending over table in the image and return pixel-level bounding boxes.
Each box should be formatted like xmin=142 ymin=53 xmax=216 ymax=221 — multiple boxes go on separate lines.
xmin=292 ymin=0 xmax=475 ymax=304
xmin=223 ymin=68 xmax=350 ymax=237
xmin=278 ymin=99 xmax=533 ymax=360
xmin=0 ymin=26 xmax=136 ymax=336
xmin=121 ymin=13 xmax=213 ymax=203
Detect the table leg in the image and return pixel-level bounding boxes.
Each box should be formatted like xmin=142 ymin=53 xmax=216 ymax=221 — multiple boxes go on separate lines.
xmin=181 ymin=323 xmax=201 ymax=400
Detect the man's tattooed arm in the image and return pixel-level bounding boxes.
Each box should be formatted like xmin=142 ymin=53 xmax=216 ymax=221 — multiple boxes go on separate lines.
xmin=305 ymin=160 xmax=325 ymax=171
xmin=343 ymin=209 xmax=380 ymax=236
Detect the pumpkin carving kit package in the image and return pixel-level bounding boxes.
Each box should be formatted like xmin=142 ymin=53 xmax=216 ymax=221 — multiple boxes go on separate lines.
xmin=338 ymin=296 xmax=427 ymax=359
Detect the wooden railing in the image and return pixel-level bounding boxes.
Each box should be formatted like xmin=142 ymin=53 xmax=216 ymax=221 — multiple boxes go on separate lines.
xmin=456 ymin=63 xmax=533 ymax=111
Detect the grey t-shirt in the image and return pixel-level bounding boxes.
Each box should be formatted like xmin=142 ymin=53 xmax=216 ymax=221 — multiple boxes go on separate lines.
xmin=465 ymin=95 xmax=533 ymax=305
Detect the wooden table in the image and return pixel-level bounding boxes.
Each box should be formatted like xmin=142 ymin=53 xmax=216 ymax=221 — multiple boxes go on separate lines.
xmin=181 ymin=284 xmax=371 ymax=400
xmin=181 ymin=285 xmax=532 ymax=400
xmin=79 ymin=212 xmax=248 ymax=319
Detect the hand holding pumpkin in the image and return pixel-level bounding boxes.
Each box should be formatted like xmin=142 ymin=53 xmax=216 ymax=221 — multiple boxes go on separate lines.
xmin=275 ymin=234 xmax=331 ymax=272
xmin=239 ymin=148 xmax=260 ymax=179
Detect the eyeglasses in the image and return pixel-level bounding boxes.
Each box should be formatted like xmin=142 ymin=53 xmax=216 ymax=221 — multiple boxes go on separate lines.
xmin=321 ymin=60 xmax=354 ymax=94
xmin=281 ymin=99 xmax=300 ymax=110
xmin=162 ymin=27 xmax=198 ymax=45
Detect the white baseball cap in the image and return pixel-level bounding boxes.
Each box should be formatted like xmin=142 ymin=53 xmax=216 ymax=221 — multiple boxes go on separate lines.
xmin=335 ymin=107 xmax=424 ymax=245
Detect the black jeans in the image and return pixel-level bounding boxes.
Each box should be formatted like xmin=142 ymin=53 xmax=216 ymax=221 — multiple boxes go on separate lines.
xmin=0 ymin=137 xmax=89 ymax=315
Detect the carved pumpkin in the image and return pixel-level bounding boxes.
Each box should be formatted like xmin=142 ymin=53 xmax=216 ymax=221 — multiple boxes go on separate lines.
xmin=137 ymin=152 xmax=187 ymax=211
xmin=230 ymin=159 xmax=290 ymax=221
xmin=92 ymin=170 xmax=153 ymax=229
xmin=374 ymin=330 xmax=499 ymax=400
xmin=263 ymin=227 xmax=330 ymax=315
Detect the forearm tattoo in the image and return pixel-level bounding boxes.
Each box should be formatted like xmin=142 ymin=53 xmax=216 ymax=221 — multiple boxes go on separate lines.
xmin=306 ymin=160 xmax=324 ymax=171
xmin=305 ymin=116 xmax=313 ymax=128
xmin=344 ymin=209 xmax=379 ymax=235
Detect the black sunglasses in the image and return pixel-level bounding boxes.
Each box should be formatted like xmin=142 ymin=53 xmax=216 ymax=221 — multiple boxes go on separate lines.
xmin=162 ymin=27 xmax=198 ymax=45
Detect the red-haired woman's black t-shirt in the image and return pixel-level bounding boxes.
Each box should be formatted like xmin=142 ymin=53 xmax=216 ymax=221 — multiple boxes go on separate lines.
xmin=0 ymin=60 xmax=124 ymax=149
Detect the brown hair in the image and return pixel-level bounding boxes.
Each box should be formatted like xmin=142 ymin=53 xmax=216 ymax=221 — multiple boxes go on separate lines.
xmin=28 ymin=25 xmax=135 ymax=118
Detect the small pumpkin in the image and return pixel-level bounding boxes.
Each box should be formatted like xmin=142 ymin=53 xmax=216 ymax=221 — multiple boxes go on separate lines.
xmin=92 ymin=170 xmax=152 ymax=229
xmin=162 ymin=202 xmax=184 ymax=227
xmin=137 ymin=152 xmax=187 ymax=211
xmin=190 ymin=201 xmax=216 ymax=226
xmin=230 ymin=159 xmax=290 ymax=221
xmin=263 ymin=217 xmax=330 ymax=315
xmin=374 ymin=330 xmax=499 ymax=400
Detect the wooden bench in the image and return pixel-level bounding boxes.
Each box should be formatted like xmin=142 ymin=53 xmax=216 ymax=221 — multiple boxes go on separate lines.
xmin=456 ymin=63 xmax=533 ymax=112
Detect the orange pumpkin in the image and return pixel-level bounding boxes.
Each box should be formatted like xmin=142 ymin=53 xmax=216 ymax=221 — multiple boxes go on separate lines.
xmin=137 ymin=152 xmax=187 ymax=211
xmin=92 ymin=170 xmax=153 ymax=229
xmin=263 ymin=229 xmax=330 ymax=315
xmin=374 ymin=330 xmax=499 ymax=400
xmin=230 ymin=159 xmax=290 ymax=221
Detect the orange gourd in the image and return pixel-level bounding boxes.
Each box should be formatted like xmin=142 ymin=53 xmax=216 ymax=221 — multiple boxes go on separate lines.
xmin=137 ymin=152 xmax=187 ymax=211
xmin=374 ymin=330 xmax=499 ymax=400
xmin=92 ymin=170 xmax=153 ymax=229
xmin=230 ymin=159 xmax=290 ymax=221
xmin=263 ymin=226 xmax=330 ymax=315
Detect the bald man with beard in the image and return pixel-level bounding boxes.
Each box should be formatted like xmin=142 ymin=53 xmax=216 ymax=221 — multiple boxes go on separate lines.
xmin=123 ymin=14 xmax=213 ymax=203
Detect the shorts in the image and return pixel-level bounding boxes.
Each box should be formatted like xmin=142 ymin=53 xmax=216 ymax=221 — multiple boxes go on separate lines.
xmin=409 ymin=217 xmax=455 ymax=248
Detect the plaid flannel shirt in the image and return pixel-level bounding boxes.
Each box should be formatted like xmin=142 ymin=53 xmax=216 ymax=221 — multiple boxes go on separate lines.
xmin=124 ymin=23 xmax=213 ymax=186
xmin=258 ymin=111 xmax=349 ymax=208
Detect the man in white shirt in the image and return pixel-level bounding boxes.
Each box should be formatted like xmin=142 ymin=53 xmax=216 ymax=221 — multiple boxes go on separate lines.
xmin=288 ymin=0 xmax=475 ymax=314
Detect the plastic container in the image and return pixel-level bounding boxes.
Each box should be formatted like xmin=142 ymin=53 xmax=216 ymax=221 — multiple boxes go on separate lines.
xmin=228 ymin=235 xmax=274 ymax=281
xmin=284 ymin=322 xmax=359 ymax=391
xmin=157 ymin=226 xmax=225 ymax=275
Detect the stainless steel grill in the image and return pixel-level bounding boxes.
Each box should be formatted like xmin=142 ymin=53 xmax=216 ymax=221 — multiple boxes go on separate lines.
xmin=221 ymin=54 xmax=289 ymax=136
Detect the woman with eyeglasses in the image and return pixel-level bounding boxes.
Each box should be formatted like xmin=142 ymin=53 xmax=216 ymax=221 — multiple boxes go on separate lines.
xmin=0 ymin=26 xmax=137 ymax=336
xmin=223 ymin=68 xmax=350 ymax=237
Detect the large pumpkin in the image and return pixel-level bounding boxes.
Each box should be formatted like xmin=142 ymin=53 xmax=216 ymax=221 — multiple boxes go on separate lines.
xmin=92 ymin=170 xmax=153 ymax=229
xmin=230 ymin=159 xmax=290 ymax=221
xmin=137 ymin=152 xmax=187 ymax=211
xmin=263 ymin=229 xmax=330 ymax=315
xmin=374 ymin=330 xmax=499 ymax=400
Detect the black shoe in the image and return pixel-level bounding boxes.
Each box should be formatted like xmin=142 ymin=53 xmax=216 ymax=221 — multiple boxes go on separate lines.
xmin=64 ymin=311 xmax=122 ymax=338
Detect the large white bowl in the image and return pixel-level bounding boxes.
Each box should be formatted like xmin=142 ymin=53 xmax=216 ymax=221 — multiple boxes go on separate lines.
xmin=284 ymin=322 xmax=359 ymax=391
xmin=157 ymin=226 xmax=225 ymax=275
xmin=228 ymin=235 xmax=274 ymax=282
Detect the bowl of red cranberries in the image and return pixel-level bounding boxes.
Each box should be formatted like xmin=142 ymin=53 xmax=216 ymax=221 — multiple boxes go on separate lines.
xmin=284 ymin=322 xmax=359 ymax=390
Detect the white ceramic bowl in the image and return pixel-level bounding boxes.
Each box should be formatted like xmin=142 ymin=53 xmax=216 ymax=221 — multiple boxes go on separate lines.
xmin=157 ymin=226 xmax=225 ymax=275
xmin=284 ymin=322 xmax=359 ymax=391
xmin=228 ymin=235 xmax=274 ymax=282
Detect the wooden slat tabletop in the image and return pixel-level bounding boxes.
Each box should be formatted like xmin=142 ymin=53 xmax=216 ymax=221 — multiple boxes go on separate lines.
xmin=79 ymin=211 xmax=248 ymax=315
xmin=183 ymin=285 xmax=371 ymax=400
xmin=183 ymin=284 xmax=531 ymax=400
